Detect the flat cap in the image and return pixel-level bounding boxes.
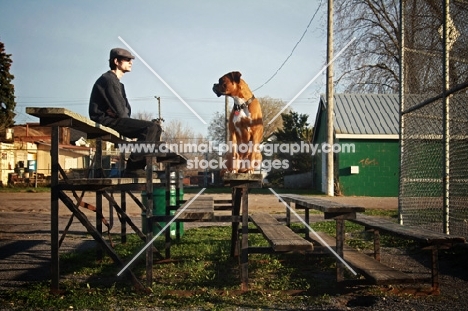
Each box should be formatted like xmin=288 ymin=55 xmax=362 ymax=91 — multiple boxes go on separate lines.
xmin=109 ymin=48 xmax=135 ymax=60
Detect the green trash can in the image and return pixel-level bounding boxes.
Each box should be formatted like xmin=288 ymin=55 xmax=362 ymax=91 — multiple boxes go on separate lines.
xmin=141 ymin=187 xmax=183 ymax=237
xmin=170 ymin=184 xmax=185 ymax=237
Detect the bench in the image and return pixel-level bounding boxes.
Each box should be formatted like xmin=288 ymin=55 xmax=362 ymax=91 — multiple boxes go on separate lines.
xmin=176 ymin=196 xmax=215 ymax=221
xmin=310 ymin=231 xmax=429 ymax=286
xmin=250 ymin=213 xmax=314 ymax=252
xmin=26 ymin=107 xmax=126 ymax=143
xmin=280 ymin=194 xmax=466 ymax=291
xmin=348 ymin=213 xmax=466 ymax=291
xmin=26 ymin=107 xmax=187 ymax=291
xmin=279 ymin=194 xmax=365 ymax=283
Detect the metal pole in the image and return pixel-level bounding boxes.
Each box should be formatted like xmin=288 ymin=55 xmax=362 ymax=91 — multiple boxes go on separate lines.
xmin=398 ymin=0 xmax=406 ymax=225
xmin=326 ymin=0 xmax=334 ymax=196
xmin=225 ymin=96 xmax=229 ymax=143
xmin=155 ymin=96 xmax=161 ymax=120
xmin=442 ymin=0 xmax=450 ymax=234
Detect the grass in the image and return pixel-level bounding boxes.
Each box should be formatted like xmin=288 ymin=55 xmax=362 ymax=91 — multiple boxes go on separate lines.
xmin=1 ymin=208 xmax=417 ymax=310
xmin=0 ymin=226 xmax=337 ymax=310
xmin=0 ymin=186 xmax=50 ymax=193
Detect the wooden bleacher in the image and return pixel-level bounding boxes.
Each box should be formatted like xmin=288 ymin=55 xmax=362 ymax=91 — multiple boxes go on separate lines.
xmin=348 ymin=213 xmax=466 ymax=291
xmin=279 ymin=194 xmax=460 ymax=291
xmin=351 ymin=214 xmax=465 ymax=245
xmin=26 ymin=107 xmax=186 ymax=291
xmin=311 ymin=231 xmax=429 ymax=286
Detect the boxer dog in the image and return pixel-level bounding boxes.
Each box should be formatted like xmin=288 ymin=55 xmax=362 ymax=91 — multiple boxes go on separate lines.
xmin=212 ymin=71 xmax=263 ymax=173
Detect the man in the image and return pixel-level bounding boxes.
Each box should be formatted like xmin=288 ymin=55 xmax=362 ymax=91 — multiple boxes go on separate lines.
xmin=89 ymin=48 xmax=161 ymax=178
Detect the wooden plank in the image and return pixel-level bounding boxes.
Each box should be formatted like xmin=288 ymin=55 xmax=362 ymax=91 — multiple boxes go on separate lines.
xmin=250 ymin=213 xmax=313 ymax=252
xmin=223 ymin=173 xmax=263 ymax=188
xmin=280 ymin=194 xmax=365 ymax=214
xmin=60 ymin=178 xmax=163 ymax=185
xmin=351 ymin=214 xmax=466 ymax=245
xmin=214 ymin=198 xmax=232 ymax=210
xmin=311 ymin=232 xmax=427 ymax=285
xmin=176 ymin=196 xmax=214 ymax=220
xmin=26 ymin=107 xmax=124 ymax=143
xmin=223 ymin=173 xmax=263 ymax=181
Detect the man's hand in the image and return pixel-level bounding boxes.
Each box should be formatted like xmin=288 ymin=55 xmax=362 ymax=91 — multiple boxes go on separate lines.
xmin=106 ymin=108 xmax=117 ymax=118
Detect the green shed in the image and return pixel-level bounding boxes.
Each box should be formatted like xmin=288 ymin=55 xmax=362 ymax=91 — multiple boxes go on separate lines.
xmin=312 ymin=94 xmax=400 ymax=197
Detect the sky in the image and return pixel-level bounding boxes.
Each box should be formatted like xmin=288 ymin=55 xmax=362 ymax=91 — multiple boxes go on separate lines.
xmin=1 ymin=0 xmax=328 ymax=137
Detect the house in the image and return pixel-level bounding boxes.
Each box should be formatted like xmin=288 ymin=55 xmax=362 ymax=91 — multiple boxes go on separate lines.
xmin=0 ymin=123 xmax=93 ymax=186
xmin=312 ymin=94 xmax=400 ymax=197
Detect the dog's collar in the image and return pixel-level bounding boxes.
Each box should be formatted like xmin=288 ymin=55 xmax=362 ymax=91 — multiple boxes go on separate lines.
xmin=233 ymin=95 xmax=255 ymax=111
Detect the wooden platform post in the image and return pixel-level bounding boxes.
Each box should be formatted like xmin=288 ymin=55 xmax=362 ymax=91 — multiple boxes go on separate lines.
xmin=145 ymin=156 xmax=154 ymax=288
xmin=223 ymin=173 xmax=263 ymax=291
xmin=50 ymin=125 xmax=60 ymax=293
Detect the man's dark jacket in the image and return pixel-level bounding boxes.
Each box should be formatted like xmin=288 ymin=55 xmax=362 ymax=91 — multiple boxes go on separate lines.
xmin=89 ymin=70 xmax=131 ymax=126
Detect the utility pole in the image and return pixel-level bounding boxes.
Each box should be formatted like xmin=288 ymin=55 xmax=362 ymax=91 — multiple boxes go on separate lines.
xmin=326 ymin=0 xmax=335 ymax=197
xmin=154 ymin=96 xmax=163 ymax=171
xmin=154 ymin=96 xmax=161 ymax=120
xmin=225 ymin=96 xmax=229 ymax=143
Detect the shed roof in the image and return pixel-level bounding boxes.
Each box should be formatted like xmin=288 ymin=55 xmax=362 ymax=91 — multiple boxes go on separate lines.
xmin=319 ymin=93 xmax=399 ymax=136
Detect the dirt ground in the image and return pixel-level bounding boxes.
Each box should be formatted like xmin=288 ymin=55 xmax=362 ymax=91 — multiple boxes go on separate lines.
xmin=0 ymin=192 xmax=398 ymax=216
xmin=0 ymin=191 xmax=397 ymax=245
xmin=2 ymin=192 xmax=468 ymax=310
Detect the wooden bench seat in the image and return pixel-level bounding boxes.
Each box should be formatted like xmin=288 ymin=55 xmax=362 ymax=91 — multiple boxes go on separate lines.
xmin=26 ymin=107 xmax=125 ymax=143
xmin=348 ymin=213 xmax=465 ymax=291
xmin=350 ymin=214 xmax=465 ymax=246
xmin=280 ymin=194 xmax=365 ymax=215
xmin=250 ymin=213 xmax=314 ymax=252
xmin=176 ymin=196 xmax=215 ymax=221
xmin=213 ymin=199 xmax=233 ymax=211
xmin=311 ymin=232 xmax=429 ymax=285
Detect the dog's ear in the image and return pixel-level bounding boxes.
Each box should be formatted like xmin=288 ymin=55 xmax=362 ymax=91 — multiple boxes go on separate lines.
xmin=229 ymin=71 xmax=242 ymax=83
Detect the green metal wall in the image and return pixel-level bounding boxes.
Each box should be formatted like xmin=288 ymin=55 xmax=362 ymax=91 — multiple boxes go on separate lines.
xmin=313 ymin=107 xmax=327 ymax=193
xmin=337 ymin=139 xmax=399 ymax=197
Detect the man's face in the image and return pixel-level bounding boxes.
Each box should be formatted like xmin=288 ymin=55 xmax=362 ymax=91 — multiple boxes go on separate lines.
xmin=115 ymin=57 xmax=133 ymax=73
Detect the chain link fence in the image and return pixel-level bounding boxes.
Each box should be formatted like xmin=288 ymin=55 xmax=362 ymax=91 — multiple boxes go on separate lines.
xmin=399 ymin=0 xmax=468 ymax=237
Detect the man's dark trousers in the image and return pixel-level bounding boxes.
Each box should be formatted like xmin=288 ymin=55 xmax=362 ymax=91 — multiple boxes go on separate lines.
xmin=107 ymin=117 xmax=162 ymax=170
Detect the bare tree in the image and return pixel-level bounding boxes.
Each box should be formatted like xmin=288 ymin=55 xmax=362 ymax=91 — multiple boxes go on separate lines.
xmin=132 ymin=110 xmax=155 ymax=121
xmin=162 ymin=119 xmax=206 ymax=176
xmin=334 ymin=0 xmax=401 ymax=93
xmin=207 ymin=111 xmax=225 ymax=144
xmin=260 ymin=96 xmax=288 ymax=140
xmin=334 ymin=0 xmax=468 ymax=94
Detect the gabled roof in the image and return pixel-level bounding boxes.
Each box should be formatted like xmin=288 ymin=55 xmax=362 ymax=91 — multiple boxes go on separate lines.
xmin=317 ymin=94 xmax=399 ymax=137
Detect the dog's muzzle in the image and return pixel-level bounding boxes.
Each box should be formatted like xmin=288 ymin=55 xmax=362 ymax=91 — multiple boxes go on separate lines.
xmin=212 ymin=84 xmax=225 ymax=97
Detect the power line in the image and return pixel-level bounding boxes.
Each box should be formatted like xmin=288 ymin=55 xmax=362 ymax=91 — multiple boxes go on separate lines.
xmin=253 ymin=0 xmax=324 ymax=92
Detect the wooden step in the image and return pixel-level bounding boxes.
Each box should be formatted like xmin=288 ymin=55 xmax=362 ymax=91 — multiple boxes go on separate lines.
xmin=350 ymin=214 xmax=465 ymax=245
xmin=250 ymin=213 xmax=314 ymax=252
xmin=311 ymin=231 xmax=429 ymax=285
xmin=177 ymin=197 xmax=214 ymax=220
